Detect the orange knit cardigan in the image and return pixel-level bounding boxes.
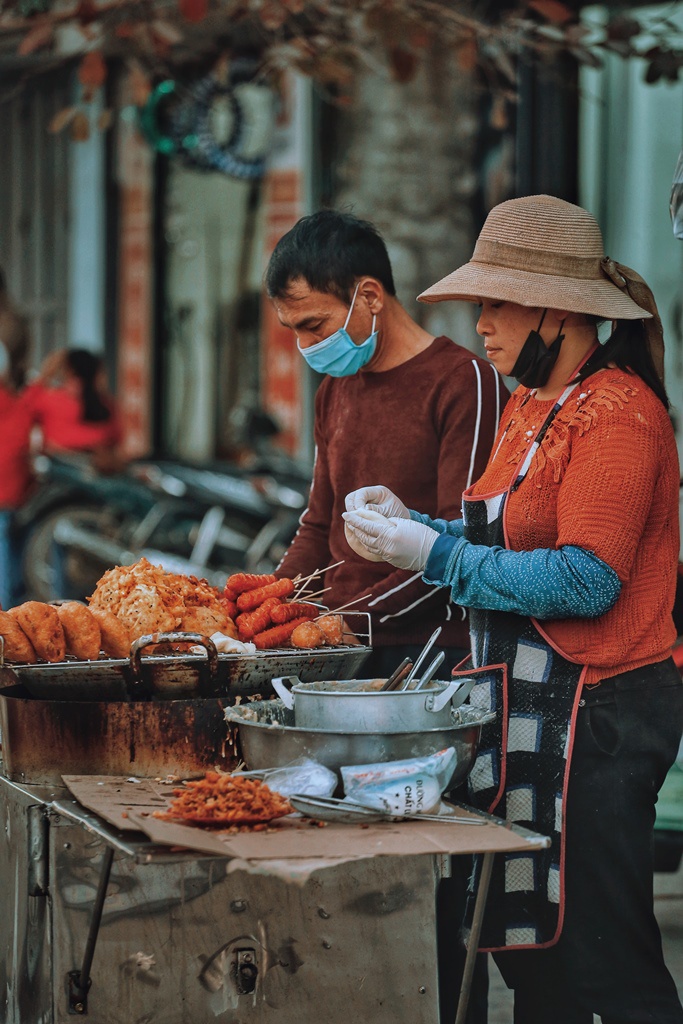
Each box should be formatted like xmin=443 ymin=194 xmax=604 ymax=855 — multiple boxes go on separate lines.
xmin=470 ymin=367 xmax=680 ymax=684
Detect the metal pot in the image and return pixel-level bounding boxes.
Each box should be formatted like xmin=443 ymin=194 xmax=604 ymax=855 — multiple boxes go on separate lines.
xmin=271 ymin=676 xmax=475 ymax=732
xmin=225 ymin=698 xmax=495 ymax=792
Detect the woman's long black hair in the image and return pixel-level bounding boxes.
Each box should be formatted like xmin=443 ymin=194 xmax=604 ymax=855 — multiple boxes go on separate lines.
xmin=577 ymin=318 xmax=670 ymax=410
xmin=66 ymin=349 xmax=111 ymax=423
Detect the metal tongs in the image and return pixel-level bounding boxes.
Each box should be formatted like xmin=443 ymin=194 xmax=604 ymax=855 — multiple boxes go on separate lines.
xmin=379 ymin=656 xmax=413 ymax=692
xmin=400 ymin=626 xmax=443 ymax=690
xmin=414 ymin=650 xmax=445 ymax=690
xmin=289 ymin=793 xmax=486 ymax=825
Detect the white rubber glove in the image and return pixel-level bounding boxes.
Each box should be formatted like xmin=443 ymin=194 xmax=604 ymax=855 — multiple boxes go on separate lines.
xmin=342 ymin=510 xmax=439 ymax=571
xmin=344 ymin=485 xmax=410 ymax=520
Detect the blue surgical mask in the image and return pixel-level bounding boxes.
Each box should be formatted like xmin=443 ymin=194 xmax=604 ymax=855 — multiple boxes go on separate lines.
xmin=297 ymin=283 xmax=378 ymax=377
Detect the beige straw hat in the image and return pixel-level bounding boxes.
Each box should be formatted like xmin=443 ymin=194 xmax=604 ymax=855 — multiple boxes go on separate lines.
xmin=419 ymin=195 xmax=651 ymax=321
xmin=419 ymin=195 xmax=666 ymax=380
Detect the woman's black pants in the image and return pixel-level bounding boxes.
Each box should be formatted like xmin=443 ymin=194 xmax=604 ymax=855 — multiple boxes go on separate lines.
xmin=493 ymin=658 xmax=683 ymax=1024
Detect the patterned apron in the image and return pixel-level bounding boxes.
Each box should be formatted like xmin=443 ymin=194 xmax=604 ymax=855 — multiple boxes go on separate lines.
xmin=456 ymin=378 xmax=590 ymax=952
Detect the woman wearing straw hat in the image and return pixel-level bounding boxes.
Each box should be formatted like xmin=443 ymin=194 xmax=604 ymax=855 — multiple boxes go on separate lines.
xmin=343 ymin=195 xmax=683 ymax=1023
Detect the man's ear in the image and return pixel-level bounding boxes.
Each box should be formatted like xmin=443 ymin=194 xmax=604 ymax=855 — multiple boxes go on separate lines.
xmin=358 ymin=276 xmax=385 ymax=316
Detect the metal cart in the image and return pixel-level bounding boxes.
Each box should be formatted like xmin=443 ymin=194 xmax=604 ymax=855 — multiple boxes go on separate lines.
xmin=0 ymin=773 xmax=548 ymax=1024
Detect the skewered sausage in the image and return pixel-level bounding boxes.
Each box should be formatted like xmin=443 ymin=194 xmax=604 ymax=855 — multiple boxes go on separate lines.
xmin=227 ymin=573 xmax=278 ymax=596
xmin=252 ymin=616 xmax=312 ymax=650
xmin=236 ymin=596 xmax=283 ymax=640
xmin=236 ymin=578 xmax=295 ymax=612
xmin=10 ymin=602 xmax=66 ymax=662
xmin=223 ymin=584 xmax=238 ymax=602
xmin=270 ymin=602 xmax=319 ymax=624
xmin=0 ymin=610 xmax=36 ymax=663
xmin=291 ymin=620 xmax=326 ymax=649
xmin=57 ymin=602 xmax=101 ymax=660
xmin=316 ymin=614 xmax=344 ymax=646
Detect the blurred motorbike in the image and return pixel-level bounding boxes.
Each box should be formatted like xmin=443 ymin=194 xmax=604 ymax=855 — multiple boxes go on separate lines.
xmin=17 ymin=449 xmax=308 ymax=601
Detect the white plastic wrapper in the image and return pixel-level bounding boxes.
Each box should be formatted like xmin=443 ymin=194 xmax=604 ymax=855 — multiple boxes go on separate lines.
xmin=341 ymin=747 xmax=457 ymax=816
xmin=256 ymin=759 xmax=338 ymax=799
xmin=190 ymin=633 xmax=257 ymax=655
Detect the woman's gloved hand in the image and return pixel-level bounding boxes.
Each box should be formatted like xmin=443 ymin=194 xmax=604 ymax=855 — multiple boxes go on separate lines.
xmin=342 ymin=510 xmax=439 ymax=571
xmin=344 ymin=485 xmax=410 ymax=520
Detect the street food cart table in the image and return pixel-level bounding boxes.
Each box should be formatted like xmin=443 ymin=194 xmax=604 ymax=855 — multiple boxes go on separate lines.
xmin=0 ymin=772 xmax=549 ymax=1024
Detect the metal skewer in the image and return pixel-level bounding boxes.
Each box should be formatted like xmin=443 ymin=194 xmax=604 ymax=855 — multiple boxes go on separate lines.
xmin=326 ymin=594 xmax=372 ymax=614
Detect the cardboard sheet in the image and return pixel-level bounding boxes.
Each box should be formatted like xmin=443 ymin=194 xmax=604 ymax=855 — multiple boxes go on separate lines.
xmin=61 ymin=775 xmax=178 ymax=831
xmin=62 ymin=774 xmax=549 ymax=862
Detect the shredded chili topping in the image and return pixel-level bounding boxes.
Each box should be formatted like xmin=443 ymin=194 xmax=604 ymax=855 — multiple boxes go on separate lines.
xmin=154 ymin=770 xmax=292 ymax=825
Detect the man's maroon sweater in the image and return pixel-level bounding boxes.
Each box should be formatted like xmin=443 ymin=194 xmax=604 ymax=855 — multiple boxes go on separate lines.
xmin=278 ymin=337 xmax=509 ymax=648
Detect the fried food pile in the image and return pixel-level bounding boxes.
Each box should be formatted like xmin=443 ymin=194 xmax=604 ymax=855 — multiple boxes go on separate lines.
xmin=0 ymin=558 xmax=238 ymax=664
xmin=89 ymin=558 xmax=236 ymax=640
xmin=0 ymin=561 xmax=348 ymax=664
xmin=225 ymin=573 xmax=345 ymax=650
xmin=155 ymin=770 xmax=292 ymax=826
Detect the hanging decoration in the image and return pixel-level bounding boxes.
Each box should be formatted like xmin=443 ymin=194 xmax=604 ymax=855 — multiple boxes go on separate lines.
xmin=137 ymin=61 xmax=275 ymax=179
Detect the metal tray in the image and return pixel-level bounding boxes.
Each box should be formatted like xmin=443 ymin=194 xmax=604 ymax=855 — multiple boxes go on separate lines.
xmin=225 ymin=699 xmax=495 ymax=792
xmin=1 ymin=634 xmax=372 ymax=702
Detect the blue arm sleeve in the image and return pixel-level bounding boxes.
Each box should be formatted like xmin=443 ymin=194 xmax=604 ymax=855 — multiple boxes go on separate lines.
xmin=423 ymin=534 xmax=621 ymax=619
xmin=410 ymin=509 xmax=464 ymax=539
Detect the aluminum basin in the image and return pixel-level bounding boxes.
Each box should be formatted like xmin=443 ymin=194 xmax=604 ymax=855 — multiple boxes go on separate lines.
xmin=225 ymin=699 xmax=495 ymax=791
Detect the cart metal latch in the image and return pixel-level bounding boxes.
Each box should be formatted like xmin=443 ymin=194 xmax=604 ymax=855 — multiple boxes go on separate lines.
xmin=235 ymin=948 xmax=258 ymax=994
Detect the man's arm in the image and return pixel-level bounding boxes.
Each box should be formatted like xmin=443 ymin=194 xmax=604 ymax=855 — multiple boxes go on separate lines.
xmin=353 ymin=356 xmax=509 ymax=618
xmin=276 ymin=393 xmax=334 ymax=581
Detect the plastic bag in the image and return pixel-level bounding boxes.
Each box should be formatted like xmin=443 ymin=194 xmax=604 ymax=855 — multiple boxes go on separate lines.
xmin=341 ymin=747 xmax=457 ymax=816
xmin=256 ymin=759 xmax=337 ymax=799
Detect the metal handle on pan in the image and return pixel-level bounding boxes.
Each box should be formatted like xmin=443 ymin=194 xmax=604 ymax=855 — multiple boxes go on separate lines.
xmin=129 ymin=633 xmax=219 ymax=682
xmin=270 ymin=675 xmax=302 ymax=709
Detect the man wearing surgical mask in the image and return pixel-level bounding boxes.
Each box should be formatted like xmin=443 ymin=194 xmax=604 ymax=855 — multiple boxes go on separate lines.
xmin=267 ymin=210 xmax=508 ymax=676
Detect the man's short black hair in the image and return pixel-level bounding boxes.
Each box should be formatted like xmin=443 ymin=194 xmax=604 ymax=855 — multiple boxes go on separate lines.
xmin=265 ymin=210 xmax=396 ymax=301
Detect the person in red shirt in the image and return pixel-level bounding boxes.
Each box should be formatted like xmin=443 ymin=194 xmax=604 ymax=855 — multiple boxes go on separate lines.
xmin=21 ymin=348 xmax=124 ymax=601
xmin=0 ymin=344 xmax=33 ymax=609
xmin=25 ymin=348 xmax=122 ymax=460
xmin=0 ymin=269 xmax=32 ymax=609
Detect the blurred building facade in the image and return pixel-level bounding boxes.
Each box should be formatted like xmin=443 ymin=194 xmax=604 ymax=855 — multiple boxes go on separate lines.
xmin=0 ymin=2 xmax=680 ymax=468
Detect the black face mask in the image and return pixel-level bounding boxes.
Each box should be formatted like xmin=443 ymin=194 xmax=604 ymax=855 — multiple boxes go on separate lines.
xmin=510 ymin=309 xmax=566 ymax=389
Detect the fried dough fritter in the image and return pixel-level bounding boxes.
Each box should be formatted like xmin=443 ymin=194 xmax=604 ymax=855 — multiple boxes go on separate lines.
xmin=90 ymin=608 xmax=130 ymax=660
xmin=180 ymin=605 xmax=237 ymax=638
xmin=291 ymin=620 xmax=326 ymax=649
xmin=0 ymin=610 xmax=36 ymax=663
xmin=10 ymin=601 xmax=66 ymax=662
xmin=316 ymin=614 xmax=344 ymax=646
xmin=57 ymin=602 xmax=102 ymax=661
